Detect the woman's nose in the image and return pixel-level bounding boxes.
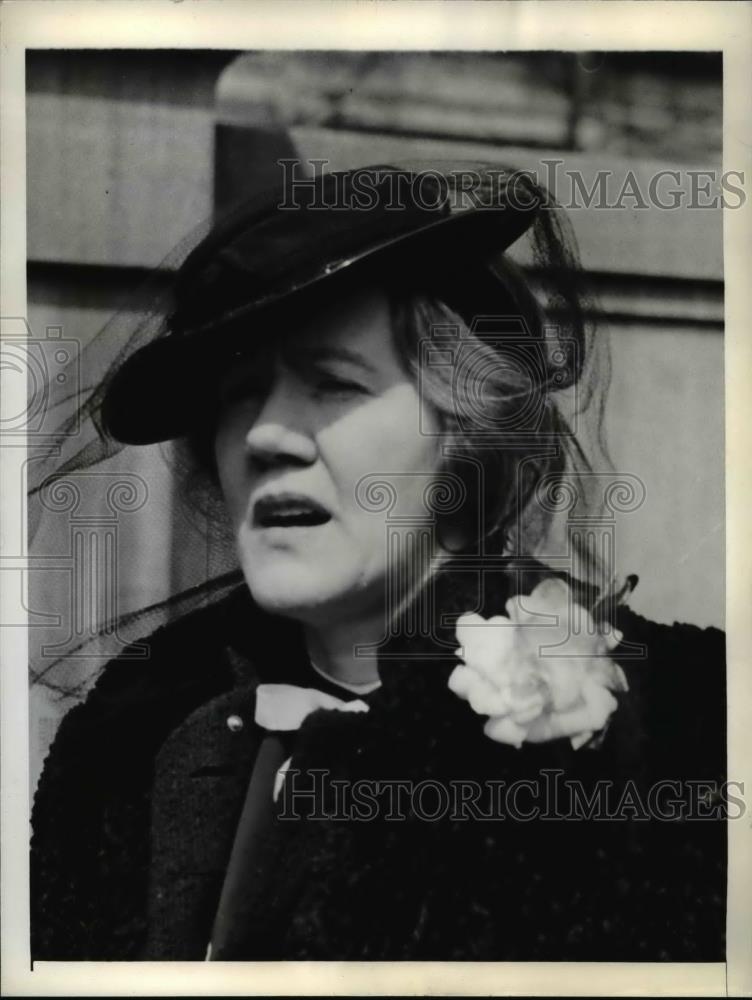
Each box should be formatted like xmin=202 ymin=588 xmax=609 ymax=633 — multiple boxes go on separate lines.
xmin=243 ymin=378 xmax=317 ymax=469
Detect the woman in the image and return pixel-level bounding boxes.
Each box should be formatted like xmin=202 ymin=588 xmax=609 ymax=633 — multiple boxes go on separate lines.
xmin=30 ymin=165 xmax=726 ymax=961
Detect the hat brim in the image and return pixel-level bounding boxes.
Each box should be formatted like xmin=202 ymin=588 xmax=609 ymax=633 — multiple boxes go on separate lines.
xmin=101 ymin=200 xmax=536 ymax=445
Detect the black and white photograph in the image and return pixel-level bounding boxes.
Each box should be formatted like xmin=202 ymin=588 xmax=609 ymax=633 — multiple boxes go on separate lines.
xmin=2 ymin=2 xmax=751 ymax=996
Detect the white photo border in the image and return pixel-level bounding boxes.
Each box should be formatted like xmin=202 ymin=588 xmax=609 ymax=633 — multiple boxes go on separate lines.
xmin=1 ymin=2 xmax=750 ymax=996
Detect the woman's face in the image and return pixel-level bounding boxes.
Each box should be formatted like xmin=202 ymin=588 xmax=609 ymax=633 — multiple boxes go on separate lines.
xmin=214 ymin=286 xmax=442 ymax=627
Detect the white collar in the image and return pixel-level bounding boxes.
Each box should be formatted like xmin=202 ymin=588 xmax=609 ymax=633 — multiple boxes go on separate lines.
xmin=309 ymin=658 xmax=382 ymax=696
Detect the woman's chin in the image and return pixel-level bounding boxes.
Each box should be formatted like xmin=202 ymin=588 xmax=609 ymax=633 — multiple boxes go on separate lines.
xmin=244 ymin=562 xmax=385 ymax=626
xmin=245 ymin=569 xmax=350 ymax=622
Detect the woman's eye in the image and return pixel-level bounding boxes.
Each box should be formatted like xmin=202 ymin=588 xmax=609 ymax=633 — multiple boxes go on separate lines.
xmin=313 ymin=375 xmax=367 ymax=397
xmin=218 ymin=379 xmax=266 ymax=406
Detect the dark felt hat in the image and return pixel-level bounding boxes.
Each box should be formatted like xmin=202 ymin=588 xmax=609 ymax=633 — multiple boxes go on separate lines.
xmin=101 ymin=165 xmax=540 ymax=444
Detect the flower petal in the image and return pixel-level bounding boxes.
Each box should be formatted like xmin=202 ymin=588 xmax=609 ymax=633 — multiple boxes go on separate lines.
xmin=509 ymin=692 xmax=547 ymax=726
xmin=581 ymin=678 xmax=619 ymax=728
xmin=585 ymin=655 xmax=629 ymax=693
xmin=447 ymin=664 xmax=474 ymax=699
xmin=523 ymin=713 xmax=571 ymax=743
xmin=467 ymin=674 xmax=509 ymax=716
xmin=483 ymin=715 xmax=528 ymax=748
xmin=524 ymin=683 xmax=617 ymax=743
xmin=528 ymin=577 xmax=572 ymax=613
xmin=603 ymin=626 xmax=624 ymax=651
xmin=613 ymin=663 xmax=630 ymax=692
xmin=537 ymin=656 xmax=585 ymax=713
xmin=455 ymin=612 xmax=487 ymax=637
xmin=455 ymin=617 xmax=518 ymax=684
xmin=454 ymin=614 xmax=488 ymax=660
xmin=570 ymin=730 xmax=594 ymax=751
xmin=449 ymin=665 xmax=511 ymax=715
xmin=504 ymin=593 xmax=548 ymax=625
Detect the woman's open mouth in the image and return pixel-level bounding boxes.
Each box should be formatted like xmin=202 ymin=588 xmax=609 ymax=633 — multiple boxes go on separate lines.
xmin=253 ymin=493 xmax=332 ymax=528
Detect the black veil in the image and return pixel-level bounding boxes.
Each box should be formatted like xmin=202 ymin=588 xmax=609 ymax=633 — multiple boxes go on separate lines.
xmin=27 ymin=159 xmax=623 ymax=708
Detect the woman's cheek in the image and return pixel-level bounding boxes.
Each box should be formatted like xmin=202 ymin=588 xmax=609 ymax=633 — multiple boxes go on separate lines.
xmin=213 ymin=422 xmax=251 ymax=530
xmin=343 ymin=385 xmax=438 ymax=470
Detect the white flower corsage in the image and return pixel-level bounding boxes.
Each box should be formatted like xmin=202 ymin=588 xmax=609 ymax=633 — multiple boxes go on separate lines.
xmin=448 ymin=577 xmax=629 ymax=750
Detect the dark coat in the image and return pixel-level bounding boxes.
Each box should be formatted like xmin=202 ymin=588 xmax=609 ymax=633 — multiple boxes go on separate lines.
xmin=30 ymin=564 xmax=727 ymax=962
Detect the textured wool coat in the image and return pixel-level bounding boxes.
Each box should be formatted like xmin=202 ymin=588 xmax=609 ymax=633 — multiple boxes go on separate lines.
xmin=30 ymin=563 xmax=727 ymax=961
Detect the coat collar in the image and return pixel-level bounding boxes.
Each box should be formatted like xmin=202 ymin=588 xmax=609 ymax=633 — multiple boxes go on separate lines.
xmin=144 ymin=591 xmax=384 ymax=959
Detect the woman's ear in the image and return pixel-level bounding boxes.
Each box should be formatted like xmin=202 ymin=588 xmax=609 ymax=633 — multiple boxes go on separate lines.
xmin=437 ymin=523 xmax=470 ymax=555
xmin=436 ymin=499 xmax=482 ymax=555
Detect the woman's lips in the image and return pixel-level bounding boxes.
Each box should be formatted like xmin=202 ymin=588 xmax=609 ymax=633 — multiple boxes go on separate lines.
xmin=252 ymin=493 xmax=332 ymax=528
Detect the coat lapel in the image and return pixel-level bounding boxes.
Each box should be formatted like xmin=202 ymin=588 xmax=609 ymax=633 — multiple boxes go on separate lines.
xmin=142 ymin=592 xmax=378 ymax=959
xmin=145 ymin=682 xmax=264 ymax=959
xmin=142 ymin=604 xmax=315 ymax=960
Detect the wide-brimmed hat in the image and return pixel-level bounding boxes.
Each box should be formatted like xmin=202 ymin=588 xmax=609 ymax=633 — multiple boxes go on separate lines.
xmin=101 ymin=164 xmax=542 ymax=444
